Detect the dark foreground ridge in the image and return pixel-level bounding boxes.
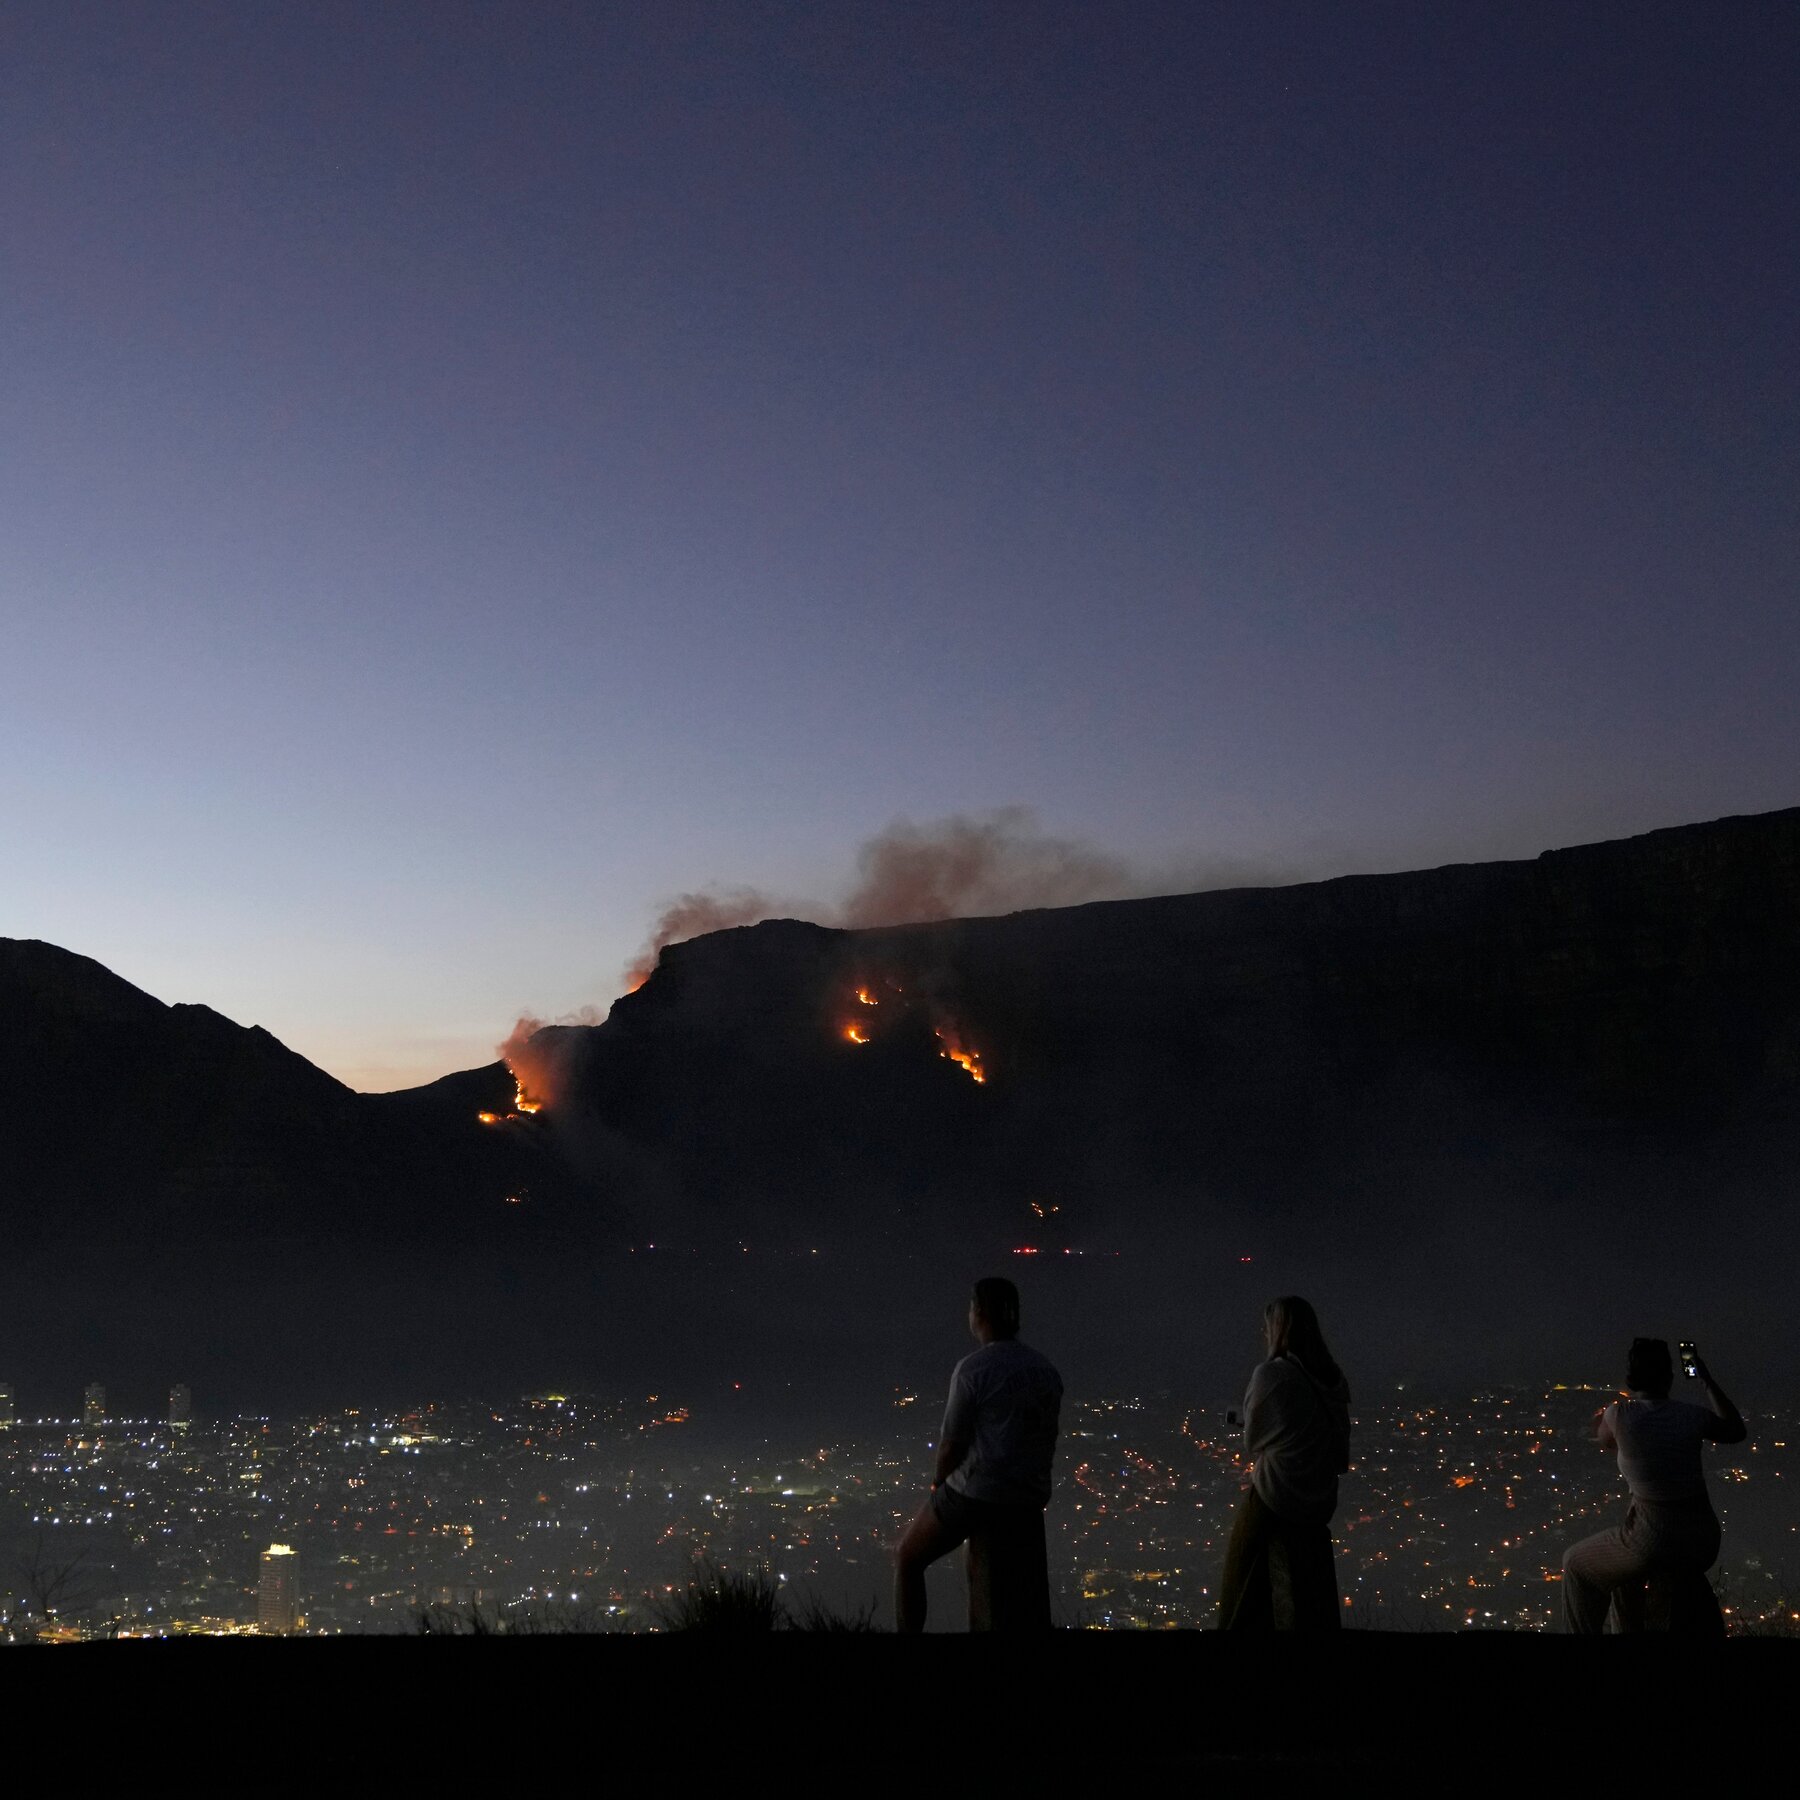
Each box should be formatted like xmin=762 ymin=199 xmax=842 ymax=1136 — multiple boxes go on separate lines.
xmin=8 ymin=1635 xmax=1795 ymax=1775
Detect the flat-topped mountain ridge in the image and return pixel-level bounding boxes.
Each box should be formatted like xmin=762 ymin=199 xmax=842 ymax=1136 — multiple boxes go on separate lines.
xmin=4 ymin=804 xmax=1797 ymax=1403
xmin=527 ymin=804 xmax=1800 ymax=1232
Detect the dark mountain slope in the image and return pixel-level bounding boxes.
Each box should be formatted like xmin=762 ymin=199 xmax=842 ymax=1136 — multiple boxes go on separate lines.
xmin=0 ymin=938 xmax=538 ymax=1251
xmin=523 ymin=805 xmax=1800 ymax=1242
xmin=4 ymin=804 xmax=1797 ymax=1406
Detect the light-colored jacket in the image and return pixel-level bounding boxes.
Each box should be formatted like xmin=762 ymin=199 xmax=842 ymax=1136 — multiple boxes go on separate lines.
xmin=1244 ymin=1353 xmax=1351 ymax=1526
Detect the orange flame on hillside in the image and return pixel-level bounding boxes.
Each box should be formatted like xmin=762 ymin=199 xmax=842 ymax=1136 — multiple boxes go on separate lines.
xmin=935 ymin=1030 xmax=986 ymax=1084
xmin=477 ymin=1074 xmax=548 ymax=1125
xmin=834 ymin=983 xmax=987 ymax=1083
xmin=478 ymin=1017 xmax=556 ymax=1125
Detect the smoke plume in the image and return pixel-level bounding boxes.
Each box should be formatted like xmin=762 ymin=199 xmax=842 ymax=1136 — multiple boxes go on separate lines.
xmin=496 ymin=1015 xmax=540 ymax=1061
xmin=495 ymin=1013 xmax=568 ymax=1112
xmin=837 ymin=807 xmax=1127 ymax=928
xmin=623 ymin=887 xmax=788 ymax=991
xmin=622 ymin=808 xmax=1136 ymax=989
xmin=500 ymin=809 xmax=1312 ymax=1086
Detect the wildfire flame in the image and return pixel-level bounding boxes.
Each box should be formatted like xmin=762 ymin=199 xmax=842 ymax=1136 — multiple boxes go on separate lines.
xmin=477 ymin=1073 xmax=547 ymax=1127
xmin=935 ymin=1030 xmax=986 ymax=1084
xmin=832 ymin=986 xmax=985 ymax=1082
xmin=482 ymin=1015 xmax=556 ymax=1125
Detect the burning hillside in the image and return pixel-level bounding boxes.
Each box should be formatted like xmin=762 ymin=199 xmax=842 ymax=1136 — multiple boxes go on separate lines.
xmin=6 ymin=804 xmax=1800 ymax=1410
xmin=834 ymin=980 xmax=987 ymax=1084
xmin=477 ymin=1072 xmax=545 ymax=1127
xmin=440 ymin=805 xmax=1800 ymax=1260
xmin=478 ymin=1019 xmax=561 ymax=1125
xmin=935 ymin=1030 xmax=986 ymax=1084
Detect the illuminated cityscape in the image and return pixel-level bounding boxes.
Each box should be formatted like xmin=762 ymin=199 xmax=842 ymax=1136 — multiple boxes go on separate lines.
xmin=0 ymin=1381 xmax=1791 ymax=1640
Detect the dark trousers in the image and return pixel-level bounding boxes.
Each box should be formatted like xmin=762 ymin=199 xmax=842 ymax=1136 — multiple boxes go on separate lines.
xmin=1217 ymin=1488 xmax=1341 ymax=1631
xmin=1563 ymin=1497 xmax=1721 ymax=1634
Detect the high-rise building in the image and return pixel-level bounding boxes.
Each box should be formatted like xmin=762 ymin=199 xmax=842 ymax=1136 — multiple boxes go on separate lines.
xmin=82 ymin=1382 xmax=106 ymax=1430
xmin=169 ymin=1383 xmax=192 ymax=1432
xmin=0 ymin=1381 xmax=14 ymax=1429
xmin=258 ymin=1544 xmax=299 ymax=1634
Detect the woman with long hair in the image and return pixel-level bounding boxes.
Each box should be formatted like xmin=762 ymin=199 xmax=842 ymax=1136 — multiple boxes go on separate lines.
xmin=1217 ymin=1295 xmax=1351 ymax=1630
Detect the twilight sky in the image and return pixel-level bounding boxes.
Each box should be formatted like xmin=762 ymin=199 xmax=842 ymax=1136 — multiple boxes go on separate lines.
xmin=4 ymin=2 xmax=1796 ymax=1091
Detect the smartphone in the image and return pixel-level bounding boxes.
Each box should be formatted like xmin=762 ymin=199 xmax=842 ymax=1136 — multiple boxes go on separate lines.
xmin=1679 ymin=1340 xmax=1700 ymax=1380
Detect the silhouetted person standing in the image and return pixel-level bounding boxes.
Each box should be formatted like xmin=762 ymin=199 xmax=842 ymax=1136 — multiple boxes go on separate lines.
xmin=1562 ymin=1337 xmax=1745 ymax=1633
xmin=1218 ymin=1295 xmax=1351 ymax=1631
xmin=894 ymin=1277 xmax=1062 ymax=1633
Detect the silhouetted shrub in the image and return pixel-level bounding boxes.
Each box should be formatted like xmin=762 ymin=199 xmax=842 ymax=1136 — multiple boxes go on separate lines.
xmin=418 ymin=1598 xmax=618 ymax=1636
xmin=656 ymin=1560 xmax=783 ymax=1634
xmin=787 ymin=1592 xmax=883 ymax=1633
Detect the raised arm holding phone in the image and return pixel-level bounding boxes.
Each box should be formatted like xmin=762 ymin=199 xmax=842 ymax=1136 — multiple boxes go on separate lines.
xmin=1685 ymin=1345 xmax=1747 ymax=1444
xmin=1564 ymin=1335 xmax=1745 ymax=1633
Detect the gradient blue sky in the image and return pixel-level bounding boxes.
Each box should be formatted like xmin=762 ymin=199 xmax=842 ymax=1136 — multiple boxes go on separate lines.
xmin=5 ymin=2 xmax=1796 ymax=1089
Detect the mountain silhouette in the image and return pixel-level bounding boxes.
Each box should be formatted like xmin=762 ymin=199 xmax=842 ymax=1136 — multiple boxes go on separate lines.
xmin=4 ymin=804 xmax=1797 ymax=1409
xmin=521 ymin=804 xmax=1800 ymax=1239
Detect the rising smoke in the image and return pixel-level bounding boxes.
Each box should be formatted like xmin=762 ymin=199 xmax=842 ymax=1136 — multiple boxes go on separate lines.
xmin=496 ymin=1014 xmax=549 ymax=1102
xmin=507 ymin=809 xmax=1303 ymax=1094
xmin=496 ymin=1009 xmax=602 ymax=1113
xmin=837 ymin=808 xmax=1129 ymax=928
xmin=622 ymin=887 xmax=797 ymax=991
xmin=622 ymin=808 xmax=1134 ymax=989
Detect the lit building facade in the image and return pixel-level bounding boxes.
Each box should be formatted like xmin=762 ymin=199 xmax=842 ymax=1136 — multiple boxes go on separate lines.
xmin=169 ymin=1383 xmax=192 ymax=1432
xmin=0 ymin=1381 xmax=13 ymax=1428
xmin=258 ymin=1544 xmax=299 ymax=1634
xmin=83 ymin=1382 xmax=106 ymax=1429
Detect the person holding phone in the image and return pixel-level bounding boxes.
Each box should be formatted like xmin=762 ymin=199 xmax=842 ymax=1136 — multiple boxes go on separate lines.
xmin=1217 ymin=1295 xmax=1352 ymax=1631
xmin=1561 ymin=1336 xmax=1747 ymax=1633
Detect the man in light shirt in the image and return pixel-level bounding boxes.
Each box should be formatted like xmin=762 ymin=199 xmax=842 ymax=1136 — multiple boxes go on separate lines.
xmin=1562 ymin=1336 xmax=1746 ymax=1632
xmin=894 ymin=1277 xmax=1063 ymax=1632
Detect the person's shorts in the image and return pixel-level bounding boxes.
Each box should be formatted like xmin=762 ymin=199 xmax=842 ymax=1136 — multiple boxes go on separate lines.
xmin=929 ymin=1483 xmax=1040 ymax=1545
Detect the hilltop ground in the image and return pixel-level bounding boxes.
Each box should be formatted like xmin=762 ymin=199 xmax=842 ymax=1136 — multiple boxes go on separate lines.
xmin=6 ymin=1634 xmax=1794 ymax=1776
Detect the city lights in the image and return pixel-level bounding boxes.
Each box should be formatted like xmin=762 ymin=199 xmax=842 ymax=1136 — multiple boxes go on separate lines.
xmin=0 ymin=1382 xmax=1790 ymax=1640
